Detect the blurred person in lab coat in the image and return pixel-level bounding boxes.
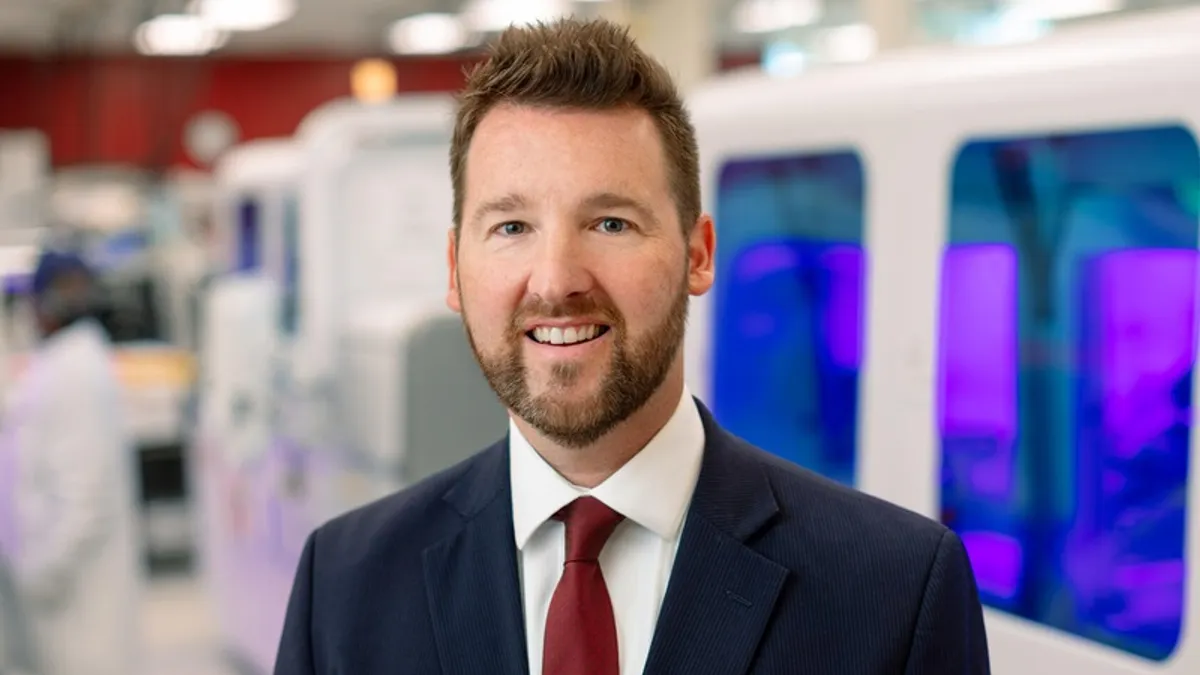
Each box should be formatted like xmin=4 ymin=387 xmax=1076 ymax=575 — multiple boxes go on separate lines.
xmin=0 ymin=551 xmax=39 ymax=675
xmin=0 ymin=251 xmax=142 ymax=675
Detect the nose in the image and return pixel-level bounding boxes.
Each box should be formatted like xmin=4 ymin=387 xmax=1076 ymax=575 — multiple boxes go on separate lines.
xmin=526 ymin=224 xmax=595 ymax=304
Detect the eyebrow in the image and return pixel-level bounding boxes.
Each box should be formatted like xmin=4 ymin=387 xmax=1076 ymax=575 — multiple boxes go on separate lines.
xmin=580 ymin=192 xmax=660 ymax=228
xmin=470 ymin=193 xmax=529 ymax=227
xmin=468 ymin=191 xmax=660 ymax=229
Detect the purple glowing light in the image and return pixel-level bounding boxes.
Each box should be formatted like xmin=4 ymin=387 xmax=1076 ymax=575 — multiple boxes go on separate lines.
xmin=727 ymin=241 xmax=865 ymax=367
xmin=938 ymin=245 xmax=1019 ymax=441
xmin=938 ymin=244 xmax=1019 ymax=499
xmin=821 ymin=246 xmax=864 ymax=369
xmin=1088 ymin=250 xmax=1197 ymax=459
xmin=959 ymin=530 xmax=1023 ymax=600
xmin=733 ymin=242 xmax=802 ymax=283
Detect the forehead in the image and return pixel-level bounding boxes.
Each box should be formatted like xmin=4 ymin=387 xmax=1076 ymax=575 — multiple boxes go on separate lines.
xmin=463 ymin=103 xmax=672 ymax=205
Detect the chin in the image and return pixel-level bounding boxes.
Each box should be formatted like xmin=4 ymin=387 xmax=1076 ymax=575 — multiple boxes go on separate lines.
xmin=527 ymin=373 xmax=604 ymax=402
xmin=521 ymin=395 xmax=620 ymax=450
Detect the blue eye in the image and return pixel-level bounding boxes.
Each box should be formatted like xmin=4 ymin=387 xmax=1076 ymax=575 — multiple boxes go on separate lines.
xmin=499 ymin=222 xmax=526 ymax=236
xmin=597 ymin=218 xmax=627 ymax=234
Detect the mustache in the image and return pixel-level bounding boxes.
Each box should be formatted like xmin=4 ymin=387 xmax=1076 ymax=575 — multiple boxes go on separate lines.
xmin=508 ymin=294 xmax=622 ymax=333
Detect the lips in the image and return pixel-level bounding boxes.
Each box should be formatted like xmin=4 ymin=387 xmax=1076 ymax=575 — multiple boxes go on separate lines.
xmin=526 ymin=324 xmax=611 ymax=345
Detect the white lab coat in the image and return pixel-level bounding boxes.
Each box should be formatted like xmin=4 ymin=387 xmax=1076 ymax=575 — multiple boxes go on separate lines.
xmin=0 ymin=319 xmax=142 ymax=675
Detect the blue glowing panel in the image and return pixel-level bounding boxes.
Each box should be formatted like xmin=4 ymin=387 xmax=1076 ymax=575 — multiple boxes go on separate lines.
xmin=938 ymin=125 xmax=1197 ymax=660
xmin=712 ymin=151 xmax=865 ymax=486
xmin=236 ymin=198 xmax=262 ymax=273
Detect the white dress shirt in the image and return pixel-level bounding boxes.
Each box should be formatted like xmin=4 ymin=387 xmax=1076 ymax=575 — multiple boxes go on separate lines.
xmin=510 ymin=386 xmax=706 ymax=675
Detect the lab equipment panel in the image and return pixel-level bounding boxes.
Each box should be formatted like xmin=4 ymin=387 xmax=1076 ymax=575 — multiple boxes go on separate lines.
xmin=937 ymin=125 xmax=1198 ymax=660
xmin=711 ymin=150 xmax=866 ymax=486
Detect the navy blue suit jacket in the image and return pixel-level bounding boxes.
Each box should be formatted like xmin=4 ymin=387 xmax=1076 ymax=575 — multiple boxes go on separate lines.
xmin=274 ymin=400 xmax=990 ymax=674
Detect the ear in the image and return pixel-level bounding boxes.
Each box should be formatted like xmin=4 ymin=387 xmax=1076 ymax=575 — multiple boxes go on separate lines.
xmin=686 ymin=214 xmax=716 ymax=296
xmin=446 ymin=227 xmax=462 ymax=313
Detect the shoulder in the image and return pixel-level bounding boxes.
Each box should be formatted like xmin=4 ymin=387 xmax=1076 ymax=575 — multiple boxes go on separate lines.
xmin=306 ymin=439 xmax=505 ymax=569
xmin=51 ymin=324 xmax=115 ymax=376
xmin=699 ymin=424 xmax=984 ymax=668
xmin=35 ymin=326 xmax=120 ymax=408
xmin=718 ymin=430 xmax=951 ymax=573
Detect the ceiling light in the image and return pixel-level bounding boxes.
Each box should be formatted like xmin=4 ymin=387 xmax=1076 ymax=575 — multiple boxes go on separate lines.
xmin=733 ymin=0 xmax=822 ymax=34
xmin=351 ymin=59 xmax=397 ymax=104
xmin=134 ymin=14 xmax=227 ymax=56
xmin=190 ymin=0 xmax=296 ymax=32
xmin=460 ymin=0 xmax=573 ymax=32
xmin=388 ymin=13 xmax=468 ymax=55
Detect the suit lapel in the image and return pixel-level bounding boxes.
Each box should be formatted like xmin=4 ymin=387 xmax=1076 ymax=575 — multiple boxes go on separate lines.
xmin=423 ymin=439 xmax=529 ymax=675
xmin=643 ymin=400 xmax=789 ymax=675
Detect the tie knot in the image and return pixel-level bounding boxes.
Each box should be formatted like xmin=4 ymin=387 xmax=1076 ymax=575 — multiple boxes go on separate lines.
xmin=554 ymin=496 xmax=624 ymax=563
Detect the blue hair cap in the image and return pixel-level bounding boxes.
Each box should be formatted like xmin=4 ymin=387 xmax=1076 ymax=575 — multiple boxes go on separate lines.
xmin=31 ymin=250 xmax=93 ymax=297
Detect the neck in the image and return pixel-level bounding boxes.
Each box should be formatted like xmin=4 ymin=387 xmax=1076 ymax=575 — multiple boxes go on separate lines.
xmin=513 ymin=366 xmax=686 ymax=489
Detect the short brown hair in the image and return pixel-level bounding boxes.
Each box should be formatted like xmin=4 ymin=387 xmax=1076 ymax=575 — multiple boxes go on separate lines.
xmin=450 ymin=17 xmax=700 ymax=235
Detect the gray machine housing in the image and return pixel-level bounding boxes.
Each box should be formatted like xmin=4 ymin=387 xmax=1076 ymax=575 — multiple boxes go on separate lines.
xmin=335 ymin=300 xmax=508 ymax=500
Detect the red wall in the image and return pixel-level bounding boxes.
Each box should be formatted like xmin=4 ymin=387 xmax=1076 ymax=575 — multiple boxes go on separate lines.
xmin=0 ymin=52 xmax=759 ymax=171
xmin=0 ymin=56 xmax=480 ymax=170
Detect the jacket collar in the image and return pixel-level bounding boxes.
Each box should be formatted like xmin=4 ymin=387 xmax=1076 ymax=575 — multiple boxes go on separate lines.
xmin=425 ymin=397 xmax=788 ymax=675
xmin=440 ymin=397 xmax=780 ymax=540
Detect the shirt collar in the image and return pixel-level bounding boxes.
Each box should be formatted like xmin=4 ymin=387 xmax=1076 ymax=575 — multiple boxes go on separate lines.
xmin=509 ymin=386 xmax=706 ymax=550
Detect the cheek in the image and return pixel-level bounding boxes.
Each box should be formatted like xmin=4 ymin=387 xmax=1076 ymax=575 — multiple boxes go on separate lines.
xmin=605 ymin=257 xmax=681 ymax=328
xmin=457 ymin=267 xmax=522 ymax=338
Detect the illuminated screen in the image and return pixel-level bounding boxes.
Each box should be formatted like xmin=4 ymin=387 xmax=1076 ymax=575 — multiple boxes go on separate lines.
xmin=939 ymin=125 xmax=1197 ymax=660
xmin=236 ymin=197 xmax=261 ymax=273
xmin=712 ymin=151 xmax=865 ymax=486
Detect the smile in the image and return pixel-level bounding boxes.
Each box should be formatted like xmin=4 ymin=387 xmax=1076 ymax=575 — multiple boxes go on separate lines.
xmin=526 ymin=324 xmax=611 ymax=346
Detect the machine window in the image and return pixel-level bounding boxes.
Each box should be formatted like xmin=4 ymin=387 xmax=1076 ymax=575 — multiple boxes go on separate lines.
xmin=236 ymin=197 xmax=261 ymax=272
xmin=939 ymin=125 xmax=1197 ymax=660
xmin=712 ymin=151 xmax=865 ymax=486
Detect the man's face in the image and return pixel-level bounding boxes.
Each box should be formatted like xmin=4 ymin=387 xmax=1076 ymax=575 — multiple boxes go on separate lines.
xmin=449 ymin=103 xmax=714 ymax=448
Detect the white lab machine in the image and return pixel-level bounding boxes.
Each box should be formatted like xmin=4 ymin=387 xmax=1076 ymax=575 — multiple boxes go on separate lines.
xmin=191 ymin=273 xmax=280 ymax=669
xmin=197 ymin=94 xmax=507 ymax=675
xmin=685 ymin=15 xmax=1200 ymax=675
xmin=275 ymin=93 xmax=466 ymax=531
xmin=210 ymin=138 xmax=303 ymax=282
xmin=291 ymin=94 xmax=459 ymax=387
xmin=199 ymin=137 xmax=306 ymax=670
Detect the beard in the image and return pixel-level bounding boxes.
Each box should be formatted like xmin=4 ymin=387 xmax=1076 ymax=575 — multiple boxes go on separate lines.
xmin=461 ymin=275 xmax=689 ymax=449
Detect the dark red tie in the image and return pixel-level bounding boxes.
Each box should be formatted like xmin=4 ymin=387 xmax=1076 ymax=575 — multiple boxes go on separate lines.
xmin=543 ymin=496 xmax=625 ymax=675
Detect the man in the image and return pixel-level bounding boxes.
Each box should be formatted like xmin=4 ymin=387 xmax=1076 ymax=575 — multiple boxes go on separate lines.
xmin=275 ymin=18 xmax=990 ymax=675
xmin=0 ymin=251 xmax=142 ymax=675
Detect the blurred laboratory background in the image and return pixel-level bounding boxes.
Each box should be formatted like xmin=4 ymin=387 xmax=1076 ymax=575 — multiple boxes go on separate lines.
xmin=1 ymin=0 xmax=1200 ymax=674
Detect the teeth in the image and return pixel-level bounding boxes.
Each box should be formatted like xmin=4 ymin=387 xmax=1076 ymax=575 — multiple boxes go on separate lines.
xmin=532 ymin=325 xmax=603 ymax=345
